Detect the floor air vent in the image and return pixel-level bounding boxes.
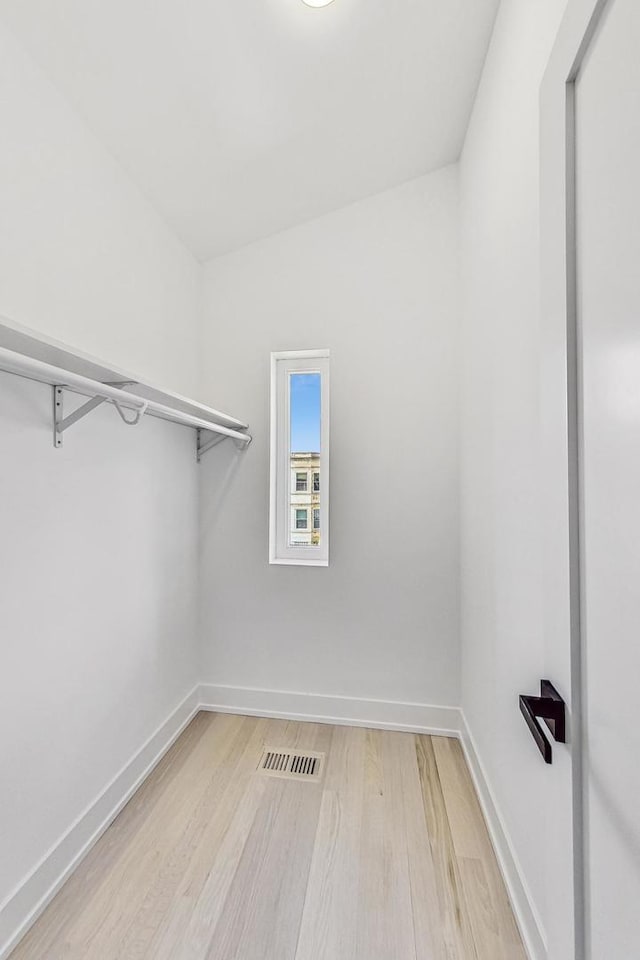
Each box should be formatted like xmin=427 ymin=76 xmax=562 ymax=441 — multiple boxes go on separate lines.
xmin=258 ymin=747 xmax=325 ymax=782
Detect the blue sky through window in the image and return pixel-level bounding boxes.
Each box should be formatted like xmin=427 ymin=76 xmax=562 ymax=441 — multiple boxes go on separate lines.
xmin=290 ymin=373 xmax=321 ymax=452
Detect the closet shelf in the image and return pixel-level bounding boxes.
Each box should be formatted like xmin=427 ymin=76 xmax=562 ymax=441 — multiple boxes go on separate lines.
xmin=0 ymin=317 xmax=252 ymax=457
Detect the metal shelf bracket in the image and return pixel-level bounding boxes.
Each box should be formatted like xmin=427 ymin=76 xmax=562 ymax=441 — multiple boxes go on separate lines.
xmin=196 ymin=427 xmax=251 ymax=461
xmin=53 ymin=382 xmax=147 ymax=448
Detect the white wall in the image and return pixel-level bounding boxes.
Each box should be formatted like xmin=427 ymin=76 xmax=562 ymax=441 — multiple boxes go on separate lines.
xmin=0 ymin=21 xmax=200 ymax=949
xmin=0 ymin=22 xmax=199 ymax=396
xmin=459 ymin=0 xmax=569 ymax=946
xmin=199 ymin=167 xmax=460 ymax=712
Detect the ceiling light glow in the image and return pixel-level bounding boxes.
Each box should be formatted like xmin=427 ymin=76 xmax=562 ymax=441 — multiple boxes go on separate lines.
xmin=301 ymin=0 xmax=335 ymax=7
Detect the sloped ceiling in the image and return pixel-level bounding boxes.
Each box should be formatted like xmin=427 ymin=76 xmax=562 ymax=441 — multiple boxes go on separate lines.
xmin=0 ymin=0 xmax=499 ymax=259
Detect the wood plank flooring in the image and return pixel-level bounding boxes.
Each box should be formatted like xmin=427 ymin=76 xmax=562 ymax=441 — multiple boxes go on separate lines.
xmin=10 ymin=713 xmax=526 ymax=960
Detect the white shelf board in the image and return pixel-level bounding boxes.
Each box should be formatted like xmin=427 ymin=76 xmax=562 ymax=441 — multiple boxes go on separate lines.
xmin=0 ymin=314 xmax=248 ymax=432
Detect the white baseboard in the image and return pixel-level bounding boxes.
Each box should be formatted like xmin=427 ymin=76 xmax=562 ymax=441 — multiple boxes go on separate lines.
xmin=459 ymin=713 xmax=547 ymax=960
xmin=198 ymin=682 xmax=461 ymax=736
xmin=0 ymin=685 xmax=200 ymax=960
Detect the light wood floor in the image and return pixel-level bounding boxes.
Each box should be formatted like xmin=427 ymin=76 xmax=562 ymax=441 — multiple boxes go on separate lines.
xmin=10 ymin=713 xmax=526 ymax=960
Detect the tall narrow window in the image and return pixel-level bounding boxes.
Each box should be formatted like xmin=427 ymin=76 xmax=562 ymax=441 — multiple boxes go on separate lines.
xmin=270 ymin=350 xmax=330 ymax=565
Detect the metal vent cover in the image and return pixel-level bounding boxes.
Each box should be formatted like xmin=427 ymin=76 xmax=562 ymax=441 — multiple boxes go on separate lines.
xmin=257 ymin=747 xmax=325 ymax=782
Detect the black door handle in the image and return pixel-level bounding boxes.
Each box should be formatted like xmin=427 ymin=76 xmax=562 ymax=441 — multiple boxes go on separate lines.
xmin=519 ymin=680 xmax=566 ymax=763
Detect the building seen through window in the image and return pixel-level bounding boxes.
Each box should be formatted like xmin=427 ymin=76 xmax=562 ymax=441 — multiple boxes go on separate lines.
xmin=290 ymin=452 xmax=320 ymax=545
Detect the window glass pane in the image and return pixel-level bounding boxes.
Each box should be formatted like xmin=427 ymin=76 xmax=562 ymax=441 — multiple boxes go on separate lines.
xmin=289 ymin=372 xmax=321 ymax=547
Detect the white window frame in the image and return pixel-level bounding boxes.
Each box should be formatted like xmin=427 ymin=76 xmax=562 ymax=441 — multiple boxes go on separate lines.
xmin=270 ymin=349 xmax=330 ymax=566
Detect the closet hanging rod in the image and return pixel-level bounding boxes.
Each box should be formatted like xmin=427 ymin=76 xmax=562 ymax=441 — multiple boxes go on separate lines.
xmin=0 ymin=346 xmax=148 ymax=408
xmin=142 ymin=398 xmax=252 ymax=443
xmin=0 ymin=346 xmax=252 ymax=447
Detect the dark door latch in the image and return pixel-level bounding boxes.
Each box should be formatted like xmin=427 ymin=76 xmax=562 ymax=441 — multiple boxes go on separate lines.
xmin=519 ymin=680 xmax=566 ymax=763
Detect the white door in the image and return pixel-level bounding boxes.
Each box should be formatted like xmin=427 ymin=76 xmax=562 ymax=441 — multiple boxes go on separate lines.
xmin=542 ymin=0 xmax=640 ymax=955
xmin=575 ymin=0 xmax=640 ymax=956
